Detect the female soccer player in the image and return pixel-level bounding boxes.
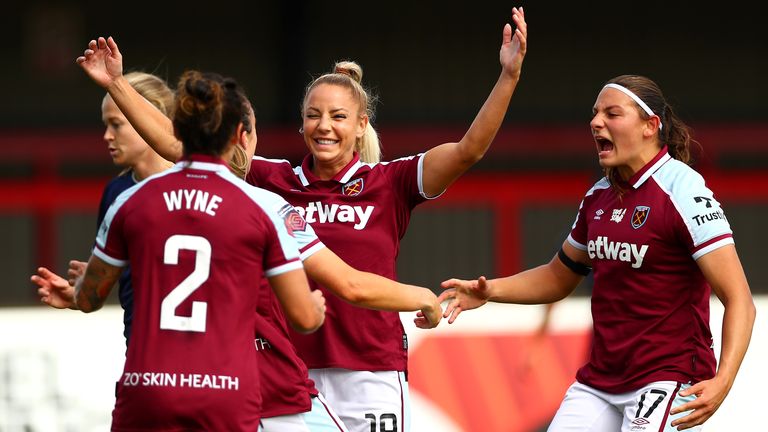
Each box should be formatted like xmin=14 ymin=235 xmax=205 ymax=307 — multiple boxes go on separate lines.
xmin=438 ymin=75 xmax=756 ymax=431
xmin=71 ymin=67 xmax=325 ymax=430
xmin=254 ymin=9 xmax=526 ymax=431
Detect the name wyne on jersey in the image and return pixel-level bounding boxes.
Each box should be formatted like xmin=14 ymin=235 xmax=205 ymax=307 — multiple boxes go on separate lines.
xmin=163 ymin=189 xmax=223 ymax=216
xmin=587 ymin=236 xmax=649 ymax=268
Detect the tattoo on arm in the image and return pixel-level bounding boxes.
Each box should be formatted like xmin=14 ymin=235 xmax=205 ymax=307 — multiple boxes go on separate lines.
xmin=75 ymin=258 xmax=122 ymax=312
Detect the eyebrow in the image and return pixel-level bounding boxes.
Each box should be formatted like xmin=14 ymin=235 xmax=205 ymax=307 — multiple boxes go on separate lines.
xmin=306 ymin=106 xmax=349 ymax=113
xmin=593 ymin=104 xmax=624 ymax=113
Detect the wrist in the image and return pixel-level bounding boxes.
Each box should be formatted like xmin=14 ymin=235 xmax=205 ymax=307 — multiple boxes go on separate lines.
xmin=106 ymin=75 xmax=129 ymax=94
xmin=420 ymin=289 xmax=439 ymax=312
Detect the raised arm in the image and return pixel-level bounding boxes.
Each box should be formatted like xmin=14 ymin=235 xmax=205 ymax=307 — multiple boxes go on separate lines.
xmin=76 ymin=36 xmax=182 ymax=162
xmin=439 ymin=241 xmax=586 ymax=324
xmin=421 ymin=7 xmax=527 ymax=197
xmin=671 ymin=244 xmax=755 ymax=429
xmin=74 ymin=255 xmax=123 ymax=313
xmin=303 ymin=248 xmax=442 ymax=328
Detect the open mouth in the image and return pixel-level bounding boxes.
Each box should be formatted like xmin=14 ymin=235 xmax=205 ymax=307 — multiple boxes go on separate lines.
xmin=595 ymin=136 xmax=614 ymax=156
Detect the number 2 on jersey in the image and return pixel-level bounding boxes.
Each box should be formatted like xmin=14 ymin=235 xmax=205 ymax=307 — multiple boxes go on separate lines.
xmin=160 ymin=235 xmax=211 ymax=333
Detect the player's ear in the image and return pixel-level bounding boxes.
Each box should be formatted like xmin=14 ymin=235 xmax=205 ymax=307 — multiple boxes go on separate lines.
xmin=233 ymin=122 xmax=247 ymax=149
xmin=356 ymin=114 xmax=368 ymax=139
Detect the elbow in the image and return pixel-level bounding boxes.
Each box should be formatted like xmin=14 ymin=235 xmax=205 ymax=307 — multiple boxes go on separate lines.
xmin=747 ymin=297 xmax=757 ymax=326
xmin=75 ymin=300 xmax=100 ymax=313
xmin=290 ymin=312 xmax=324 ymax=334
xmin=330 ymin=276 xmax=369 ymax=305
xmin=340 ymin=280 xmax=369 ymax=305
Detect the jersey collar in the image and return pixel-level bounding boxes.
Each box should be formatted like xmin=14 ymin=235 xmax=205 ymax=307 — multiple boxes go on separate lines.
xmin=177 ymin=154 xmax=231 ymax=175
xmin=628 ymin=146 xmax=671 ymax=189
xmin=297 ymin=152 xmax=364 ymax=186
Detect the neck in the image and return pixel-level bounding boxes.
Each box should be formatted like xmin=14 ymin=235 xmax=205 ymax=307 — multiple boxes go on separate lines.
xmin=311 ymin=155 xmax=353 ymax=181
xmin=617 ymin=143 xmax=662 ymax=181
xmin=132 ymin=154 xmax=174 ymax=181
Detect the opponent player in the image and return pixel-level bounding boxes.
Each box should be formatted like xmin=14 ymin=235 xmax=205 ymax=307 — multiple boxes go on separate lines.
xmin=68 ymin=68 xmax=325 ymax=430
xmin=438 ymin=75 xmax=755 ymax=431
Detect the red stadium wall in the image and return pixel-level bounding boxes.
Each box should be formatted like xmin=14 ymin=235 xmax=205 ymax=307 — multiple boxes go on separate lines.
xmin=2 ymin=124 xmax=766 ymax=275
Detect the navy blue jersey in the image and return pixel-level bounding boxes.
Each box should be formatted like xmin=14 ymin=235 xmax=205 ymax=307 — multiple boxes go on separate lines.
xmin=97 ymin=170 xmax=137 ymax=343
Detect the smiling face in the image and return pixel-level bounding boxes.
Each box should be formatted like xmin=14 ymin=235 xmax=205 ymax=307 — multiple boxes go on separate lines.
xmin=101 ymin=94 xmax=150 ymax=168
xmin=302 ymin=83 xmax=367 ymax=177
xmin=590 ymin=87 xmax=661 ymax=180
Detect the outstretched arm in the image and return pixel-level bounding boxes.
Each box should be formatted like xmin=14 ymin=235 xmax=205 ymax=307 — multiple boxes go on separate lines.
xmin=421 ymin=7 xmax=527 ymax=197
xmin=438 ymin=241 xmax=585 ymax=324
xmin=76 ymin=36 xmax=182 ymax=162
xmin=303 ymin=248 xmax=442 ymax=328
xmin=74 ymin=255 xmax=123 ymax=313
xmin=670 ymin=244 xmax=755 ymax=430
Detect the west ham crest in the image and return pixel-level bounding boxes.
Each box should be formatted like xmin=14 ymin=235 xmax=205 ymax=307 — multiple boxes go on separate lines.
xmin=278 ymin=203 xmax=307 ymax=235
xmin=342 ymin=178 xmax=364 ymax=197
xmin=631 ymin=206 xmax=650 ymax=229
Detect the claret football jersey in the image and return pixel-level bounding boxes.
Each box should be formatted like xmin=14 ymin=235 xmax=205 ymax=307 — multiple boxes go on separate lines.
xmin=247 ymin=152 xmax=431 ymax=372
xmin=567 ymin=147 xmax=733 ymax=393
xmin=94 ymin=155 xmax=303 ymax=431
xmin=254 ymin=211 xmax=326 ymax=418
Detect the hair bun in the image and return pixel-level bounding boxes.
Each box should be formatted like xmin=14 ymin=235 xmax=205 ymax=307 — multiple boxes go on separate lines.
xmin=333 ymin=61 xmax=363 ymax=84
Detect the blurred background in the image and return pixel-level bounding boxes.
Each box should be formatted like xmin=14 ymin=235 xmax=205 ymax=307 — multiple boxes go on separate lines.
xmin=1 ymin=1 xmax=765 ymax=431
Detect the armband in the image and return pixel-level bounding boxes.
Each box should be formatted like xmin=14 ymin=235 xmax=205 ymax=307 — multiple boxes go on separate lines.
xmin=558 ymin=248 xmax=591 ymax=276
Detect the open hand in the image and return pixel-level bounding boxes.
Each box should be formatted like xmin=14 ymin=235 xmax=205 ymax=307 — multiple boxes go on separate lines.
xmin=31 ymin=267 xmax=76 ymax=309
xmin=75 ymin=36 xmax=124 ymax=89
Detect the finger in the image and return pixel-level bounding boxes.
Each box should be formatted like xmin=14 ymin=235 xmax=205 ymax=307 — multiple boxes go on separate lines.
xmin=448 ymin=306 xmax=463 ymax=324
xmin=413 ymin=317 xmax=429 ymax=329
xmin=502 ymin=23 xmax=512 ymax=45
xmin=671 ymin=412 xmax=703 ymax=430
xmin=107 ymin=36 xmax=121 ymax=57
xmin=36 ymin=267 xmax=57 ymax=280
xmin=88 ymin=39 xmax=97 ymax=50
xmin=676 ymin=383 xmax=698 ymax=398
xmin=442 ymin=299 xmax=458 ymax=318
xmin=31 ymin=276 xmax=49 ymax=290
xmin=97 ymin=37 xmax=108 ymax=50
xmin=436 ymin=289 xmax=455 ymax=303
xmin=440 ymin=278 xmax=459 ymax=289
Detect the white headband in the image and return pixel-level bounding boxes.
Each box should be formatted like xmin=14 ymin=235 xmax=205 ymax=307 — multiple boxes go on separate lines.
xmin=603 ymin=83 xmax=663 ymax=130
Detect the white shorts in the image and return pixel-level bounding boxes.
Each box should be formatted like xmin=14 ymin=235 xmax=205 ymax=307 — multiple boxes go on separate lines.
xmin=259 ymin=393 xmax=348 ymax=432
xmin=309 ymin=369 xmax=410 ymax=432
xmin=547 ymin=381 xmax=700 ymax=432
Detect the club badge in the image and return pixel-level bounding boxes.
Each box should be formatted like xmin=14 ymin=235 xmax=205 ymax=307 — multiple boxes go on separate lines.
xmin=631 ymin=206 xmax=651 ymax=229
xmin=342 ymin=178 xmax=364 ymax=197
